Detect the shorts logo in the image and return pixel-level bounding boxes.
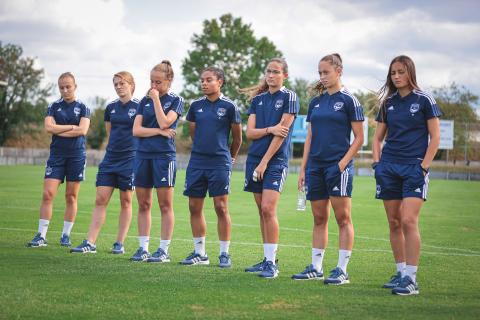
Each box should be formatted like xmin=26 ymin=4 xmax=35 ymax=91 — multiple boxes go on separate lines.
xmin=163 ymin=102 xmax=171 ymax=110
xmin=244 ymin=178 xmax=248 ymax=187
xmin=388 ymin=105 xmax=395 ymax=111
xmin=410 ymin=103 xmax=420 ymax=114
xmin=275 ymin=100 xmax=283 ymax=110
xmin=333 ymin=102 xmax=344 ymax=111
xmin=217 ymin=107 xmax=226 ymax=118
xmin=73 ymin=106 xmax=81 ymax=117
xmin=128 ymin=108 xmax=136 ymax=118
xmin=376 ymin=185 xmax=381 ymax=195
xmin=45 ymin=166 xmax=52 ymax=176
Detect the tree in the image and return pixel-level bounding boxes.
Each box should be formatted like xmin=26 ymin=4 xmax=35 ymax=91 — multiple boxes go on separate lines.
xmin=0 ymin=42 xmax=53 ymax=145
xmin=291 ymin=78 xmax=310 ymax=115
xmin=86 ymin=96 xmax=107 ymax=150
xmin=181 ymin=13 xmax=283 ymax=109
xmin=432 ymin=82 xmax=479 ymax=160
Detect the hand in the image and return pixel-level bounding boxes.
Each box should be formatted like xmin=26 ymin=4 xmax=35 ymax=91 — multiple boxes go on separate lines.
xmin=420 ymin=164 xmax=429 ymax=176
xmin=148 ymin=88 xmax=160 ymax=100
xmin=159 ymin=128 xmax=176 ymax=138
xmin=231 ymin=157 xmax=236 ymax=165
xmin=268 ymin=123 xmax=289 ymax=138
xmin=338 ymin=160 xmax=347 ymax=172
xmin=298 ymin=169 xmax=305 ymax=191
xmin=254 ymin=162 xmax=267 ymax=181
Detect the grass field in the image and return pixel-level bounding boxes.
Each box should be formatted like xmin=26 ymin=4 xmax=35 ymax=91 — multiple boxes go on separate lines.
xmin=0 ymin=165 xmax=479 ymax=319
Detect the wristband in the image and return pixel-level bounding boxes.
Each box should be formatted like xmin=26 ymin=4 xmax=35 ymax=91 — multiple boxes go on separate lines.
xmin=265 ymin=127 xmax=269 ymax=134
xmin=421 ymin=166 xmax=429 ymax=174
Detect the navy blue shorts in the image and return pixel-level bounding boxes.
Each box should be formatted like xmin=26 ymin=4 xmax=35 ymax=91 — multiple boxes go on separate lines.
xmin=306 ymin=162 xmax=354 ymax=201
xmin=44 ymin=154 xmax=86 ymax=182
xmin=133 ymin=158 xmax=176 ymax=188
xmin=243 ymin=162 xmax=287 ymax=194
xmin=96 ymin=154 xmax=134 ymax=191
xmin=183 ymin=167 xmax=231 ymax=198
xmin=374 ymin=161 xmax=429 ymax=200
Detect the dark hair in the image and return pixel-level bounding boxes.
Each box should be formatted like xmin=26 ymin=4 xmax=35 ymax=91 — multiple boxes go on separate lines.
xmin=239 ymin=57 xmax=288 ymax=101
xmin=309 ymin=53 xmax=343 ymax=96
xmin=152 ymin=60 xmax=174 ymax=81
xmin=202 ymin=66 xmax=225 ymax=88
xmin=378 ymin=55 xmax=420 ymax=117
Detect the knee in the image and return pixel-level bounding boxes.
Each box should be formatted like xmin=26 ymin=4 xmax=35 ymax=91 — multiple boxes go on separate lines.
xmin=65 ymin=192 xmax=77 ymax=205
xmin=158 ymin=200 xmax=172 ymax=214
xmin=260 ymin=203 xmax=275 ymax=219
xmin=313 ymin=214 xmax=328 ymax=227
xmin=402 ymin=217 xmax=418 ymax=231
xmin=95 ymin=194 xmax=109 ymax=207
xmin=388 ymin=217 xmax=402 ymax=232
xmin=120 ymin=197 xmax=132 ymax=210
xmin=335 ymin=214 xmax=352 ymax=229
xmin=138 ymin=199 xmax=152 ymax=213
xmin=42 ymin=189 xmax=55 ymax=203
xmin=214 ymin=202 xmax=228 ymax=217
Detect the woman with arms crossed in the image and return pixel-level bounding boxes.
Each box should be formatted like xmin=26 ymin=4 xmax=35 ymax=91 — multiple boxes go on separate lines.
xmin=27 ymin=72 xmax=90 ymax=247
xmin=242 ymin=58 xmax=299 ymax=279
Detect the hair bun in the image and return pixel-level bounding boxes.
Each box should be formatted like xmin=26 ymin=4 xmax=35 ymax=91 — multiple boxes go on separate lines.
xmin=332 ymin=53 xmax=342 ymax=62
xmin=161 ymin=60 xmax=171 ymax=66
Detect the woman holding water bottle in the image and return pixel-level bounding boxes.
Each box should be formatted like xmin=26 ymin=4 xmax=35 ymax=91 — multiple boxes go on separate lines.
xmin=292 ymin=54 xmax=364 ymax=285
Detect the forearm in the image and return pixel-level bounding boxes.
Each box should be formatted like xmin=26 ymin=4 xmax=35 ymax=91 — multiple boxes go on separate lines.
xmin=153 ymin=98 xmax=169 ymax=129
xmin=340 ymin=137 xmax=363 ymax=167
xmin=300 ymin=134 xmax=311 ymax=171
xmin=246 ymin=127 xmax=270 ymax=140
xmin=47 ymin=124 xmax=74 ymax=135
xmin=133 ymin=127 xmax=162 ymax=137
xmin=260 ymin=136 xmax=285 ymax=165
xmin=230 ymin=138 xmax=242 ymax=160
xmin=422 ymin=136 xmax=440 ymax=168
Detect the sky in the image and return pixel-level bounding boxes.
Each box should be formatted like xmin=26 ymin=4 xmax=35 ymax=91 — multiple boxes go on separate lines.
xmin=1 ymin=0 xmax=480 ymax=107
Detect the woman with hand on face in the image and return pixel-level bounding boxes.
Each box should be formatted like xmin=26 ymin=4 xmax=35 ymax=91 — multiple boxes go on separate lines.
xmin=27 ymin=72 xmax=90 ymax=248
xmin=242 ymin=58 xmax=299 ymax=279
xmin=71 ymin=71 xmax=138 ymax=254
xmin=181 ymin=67 xmax=242 ymax=268
xmin=373 ymin=55 xmax=441 ymax=295
xmin=291 ymin=54 xmax=364 ymax=285
xmin=130 ymin=61 xmax=184 ymax=263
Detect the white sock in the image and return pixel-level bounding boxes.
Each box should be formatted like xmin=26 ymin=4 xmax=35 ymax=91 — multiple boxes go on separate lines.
xmin=264 ymin=243 xmax=278 ymax=264
xmin=396 ymin=262 xmax=406 ymax=277
xmin=38 ymin=219 xmax=50 ymax=238
xmin=219 ymin=241 xmax=230 ymax=254
xmin=193 ymin=237 xmax=206 ymax=256
xmin=312 ymin=248 xmax=325 ymax=272
xmin=337 ymin=249 xmax=352 ymax=273
xmin=62 ymin=221 xmax=74 ymax=236
xmin=405 ymin=265 xmax=418 ymax=283
xmin=159 ymin=239 xmax=171 ymax=254
xmin=138 ymin=236 xmax=149 ymax=252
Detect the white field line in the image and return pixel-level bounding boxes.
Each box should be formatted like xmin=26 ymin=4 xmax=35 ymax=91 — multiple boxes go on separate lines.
xmin=2 ymin=204 xmax=480 ymax=255
xmin=2 ymin=227 xmax=480 ymax=258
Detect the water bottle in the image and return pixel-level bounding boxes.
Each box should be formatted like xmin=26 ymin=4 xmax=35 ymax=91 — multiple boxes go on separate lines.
xmin=297 ymin=187 xmax=306 ymax=211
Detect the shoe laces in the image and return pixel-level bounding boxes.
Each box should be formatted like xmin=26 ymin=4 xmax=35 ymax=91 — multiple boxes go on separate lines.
xmin=303 ymin=264 xmax=315 ymax=274
xmin=219 ymin=252 xmax=230 ymax=263
xmin=329 ymin=267 xmax=343 ymax=278
xmin=398 ymin=276 xmax=413 ymax=288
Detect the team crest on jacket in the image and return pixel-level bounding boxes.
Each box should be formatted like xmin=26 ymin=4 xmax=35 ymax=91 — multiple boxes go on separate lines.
xmin=410 ymin=103 xmax=420 ymax=113
xmin=333 ymin=102 xmax=344 ymax=111
xmin=128 ymin=108 xmax=136 ymax=118
xmin=275 ymin=100 xmax=283 ymax=110
xmin=217 ymin=107 xmax=226 ymax=117
xmin=73 ymin=106 xmax=81 ymax=116
xmin=163 ymin=102 xmax=172 ymax=110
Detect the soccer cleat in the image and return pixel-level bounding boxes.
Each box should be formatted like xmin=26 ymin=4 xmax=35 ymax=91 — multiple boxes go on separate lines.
xmin=70 ymin=239 xmax=96 ymax=254
xmin=292 ymin=264 xmax=324 ymax=280
xmin=60 ymin=233 xmax=72 ymax=247
xmin=245 ymin=258 xmax=266 ymax=273
xmin=27 ymin=233 xmax=47 ymax=247
xmin=324 ymin=267 xmax=350 ymax=285
xmin=147 ymin=248 xmax=171 ymax=263
xmin=180 ymin=252 xmax=209 ymax=265
xmin=130 ymin=247 xmax=150 ymax=262
xmin=258 ymin=260 xmax=279 ymax=279
xmin=218 ymin=252 xmax=231 ymax=268
xmin=383 ymin=272 xmax=402 ymax=289
xmin=392 ymin=276 xmax=419 ymax=296
xmin=111 ymin=242 xmax=125 ymax=254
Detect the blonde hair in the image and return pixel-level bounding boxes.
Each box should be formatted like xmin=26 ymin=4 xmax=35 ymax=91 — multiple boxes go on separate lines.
xmin=151 ymin=60 xmax=174 ymax=81
xmin=240 ymin=57 xmax=288 ymax=101
xmin=58 ymin=72 xmax=76 ymax=84
xmin=309 ymin=53 xmax=343 ymax=97
xmin=113 ymin=71 xmax=135 ymax=94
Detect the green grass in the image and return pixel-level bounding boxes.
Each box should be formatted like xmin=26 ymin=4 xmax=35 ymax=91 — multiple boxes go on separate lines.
xmin=0 ymin=165 xmax=479 ymax=319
